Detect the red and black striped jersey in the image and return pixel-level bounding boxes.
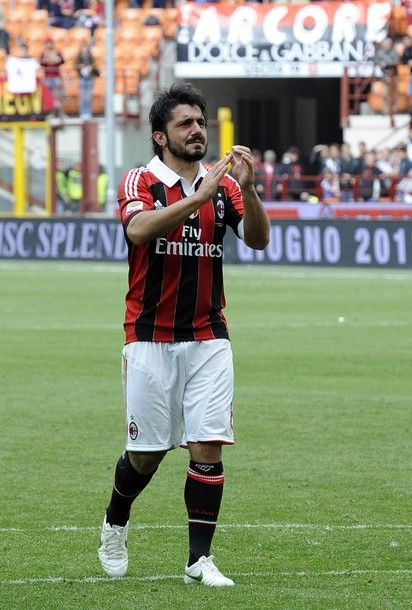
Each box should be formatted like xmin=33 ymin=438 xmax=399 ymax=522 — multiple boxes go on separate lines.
xmin=118 ymin=156 xmax=244 ymax=343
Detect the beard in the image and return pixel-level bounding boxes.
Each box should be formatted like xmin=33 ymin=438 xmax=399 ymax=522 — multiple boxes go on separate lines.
xmin=165 ymin=133 xmax=208 ymax=162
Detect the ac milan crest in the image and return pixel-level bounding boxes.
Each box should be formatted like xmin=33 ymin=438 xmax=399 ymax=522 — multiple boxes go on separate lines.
xmin=129 ymin=421 xmax=138 ymax=440
xmin=216 ymin=199 xmax=225 ymax=219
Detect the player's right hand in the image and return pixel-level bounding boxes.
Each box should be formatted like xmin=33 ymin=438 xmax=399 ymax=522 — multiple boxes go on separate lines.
xmin=195 ymin=154 xmax=232 ymax=204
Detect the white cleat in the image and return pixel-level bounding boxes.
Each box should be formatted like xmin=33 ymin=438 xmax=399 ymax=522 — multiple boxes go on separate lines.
xmin=184 ymin=555 xmax=235 ymax=587
xmin=98 ymin=516 xmax=129 ymax=577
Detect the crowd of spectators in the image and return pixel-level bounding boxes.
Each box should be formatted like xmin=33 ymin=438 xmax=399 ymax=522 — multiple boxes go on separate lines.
xmin=250 ymin=132 xmax=412 ymax=204
xmin=2 ymin=1 xmax=412 ymax=206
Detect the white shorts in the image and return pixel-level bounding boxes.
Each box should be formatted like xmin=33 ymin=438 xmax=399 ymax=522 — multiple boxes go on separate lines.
xmin=122 ymin=339 xmax=234 ymax=452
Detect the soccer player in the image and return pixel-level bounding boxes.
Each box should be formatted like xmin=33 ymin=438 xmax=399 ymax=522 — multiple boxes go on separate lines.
xmin=98 ymin=82 xmax=270 ymax=587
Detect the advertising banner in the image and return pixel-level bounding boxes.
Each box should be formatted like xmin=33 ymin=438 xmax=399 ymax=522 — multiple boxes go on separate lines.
xmin=0 ymin=77 xmax=54 ymax=121
xmin=175 ymin=1 xmax=391 ymax=78
xmin=224 ymin=220 xmax=412 ymax=268
xmin=0 ymin=218 xmax=127 ymax=261
xmin=0 ymin=218 xmax=411 ymax=268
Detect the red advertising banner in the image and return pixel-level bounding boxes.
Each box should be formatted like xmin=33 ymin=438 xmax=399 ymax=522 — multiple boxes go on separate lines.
xmin=175 ymin=1 xmax=391 ymax=78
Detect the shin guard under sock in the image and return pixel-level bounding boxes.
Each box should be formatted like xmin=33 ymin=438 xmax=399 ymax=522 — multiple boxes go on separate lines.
xmin=106 ymin=452 xmax=157 ymax=527
xmin=184 ymin=461 xmax=224 ymax=565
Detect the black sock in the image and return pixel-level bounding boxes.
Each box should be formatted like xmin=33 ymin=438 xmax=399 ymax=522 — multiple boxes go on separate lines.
xmin=184 ymin=461 xmax=224 ymax=566
xmin=106 ymin=452 xmax=157 ymax=527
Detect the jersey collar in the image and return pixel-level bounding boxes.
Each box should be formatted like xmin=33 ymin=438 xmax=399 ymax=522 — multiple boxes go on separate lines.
xmin=146 ymin=155 xmax=207 ymax=190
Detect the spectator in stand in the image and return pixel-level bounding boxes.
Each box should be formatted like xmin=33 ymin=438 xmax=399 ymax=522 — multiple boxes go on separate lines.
xmin=49 ymin=0 xmax=81 ymax=29
xmin=308 ymin=144 xmax=328 ymax=175
xmin=320 ymin=168 xmax=340 ymax=202
xmin=75 ymin=0 xmax=104 ymax=35
xmin=129 ymin=0 xmax=168 ymax=6
xmin=339 ymin=172 xmax=355 ymax=202
xmin=400 ymin=35 xmax=412 ymax=95
xmin=359 ymin=151 xmax=384 ymax=201
xmin=40 ymin=37 xmax=65 ymax=117
xmin=0 ymin=11 xmax=10 ymax=55
xmin=6 ymin=43 xmax=39 ymax=94
xmin=354 ymin=141 xmax=367 ymax=174
xmin=375 ymin=36 xmax=399 ymax=77
xmin=251 ymin=148 xmax=263 ymax=172
xmin=74 ymin=41 xmax=99 ymax=118
xmin=277 ymin=146 xmax=303 ymax=201
xmin=395 ymin=145 xmax=412 ymax=176
xmin=376 ymin=147 xmax=395 ymax=197
xmin=325 ymin=143 xmax=342 ymax=174
xmin=405 ymin=126 xmax=412 ymax=162
xmin=340 ymin=142 xmax=358 ymax=175
xmin=374 ymin=36 xmax=399 ymax=113
xmin=396 ymin=167 xmax=412 ymax=202
xmin=376 ymin=148 xmax=396 ymax=176
xmin=254 ymin=149 xmax=279 ymax=201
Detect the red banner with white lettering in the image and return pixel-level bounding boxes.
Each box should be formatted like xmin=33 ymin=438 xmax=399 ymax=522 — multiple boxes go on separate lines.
xmin=175 ymin=1 xmax=391 ymax=78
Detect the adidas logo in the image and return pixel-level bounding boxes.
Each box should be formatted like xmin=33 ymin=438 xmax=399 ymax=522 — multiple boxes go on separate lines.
xmin=154 ymin=199 xmax=164 ymax=210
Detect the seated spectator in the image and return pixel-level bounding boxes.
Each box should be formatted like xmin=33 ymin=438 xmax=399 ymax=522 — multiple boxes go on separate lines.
xmin=396 ymin=168 xmax=412 ymax=203
xmin=49 ymin=0 xmax=78 ymax=29
xmin=0 ymin=11 xmax=10 ymax=55
xmin=339 ymin=172 xmax=355 ymax=202
xmin=359 ymin=151 xmax=384 ymax=201
xmin=320 ymin=168 xmax=340 ymax=202
xmin=40 ymin=37 xmax=65 ymax=117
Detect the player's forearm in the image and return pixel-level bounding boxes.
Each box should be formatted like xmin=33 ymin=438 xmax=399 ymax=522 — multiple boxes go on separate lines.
xmin=126 ymin=194 xmax=202 ymax=245
xmin=241 ymin=185 xmax=270 ymax=250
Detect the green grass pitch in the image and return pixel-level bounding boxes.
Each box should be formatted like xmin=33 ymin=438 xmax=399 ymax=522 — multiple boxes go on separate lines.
xmin=0 ymin=261 xmax=411 ymax=609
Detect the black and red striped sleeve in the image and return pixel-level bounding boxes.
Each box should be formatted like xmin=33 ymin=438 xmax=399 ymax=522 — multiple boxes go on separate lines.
xmin=118 ymin=167 xmax=155 ymax=228
xmin=221 ymin=174 xmax=244 ymax=237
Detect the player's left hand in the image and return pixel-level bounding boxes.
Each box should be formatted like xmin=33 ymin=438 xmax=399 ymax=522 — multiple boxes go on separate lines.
xmin=229 ymin=145 xmax=255 ymax=189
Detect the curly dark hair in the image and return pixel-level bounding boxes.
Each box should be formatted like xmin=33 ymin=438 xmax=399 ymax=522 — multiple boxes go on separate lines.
xmin=149 ymin=81 xmax=208 ymax=159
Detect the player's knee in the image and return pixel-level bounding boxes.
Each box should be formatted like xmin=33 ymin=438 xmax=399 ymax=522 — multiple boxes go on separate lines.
xmin=188 ymin=442 xmax=222 ymax=464
xmin=128 ymin=450 xmax=166 ymax=475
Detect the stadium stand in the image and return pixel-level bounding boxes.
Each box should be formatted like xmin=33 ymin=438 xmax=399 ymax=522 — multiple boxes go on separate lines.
xmin=0 ymin=1 xmax=411 ymax=206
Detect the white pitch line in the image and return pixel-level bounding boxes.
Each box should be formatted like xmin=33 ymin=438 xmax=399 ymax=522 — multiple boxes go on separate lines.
xmin=224 ymin=266 xmax=412 ymax=281
xmin=1 ymin=261 xmax=412 ymax=281
xmin=1 ymin=523 xmax=411 ymax=534
xmin=1 ymin=569 xmax=411 ymax=587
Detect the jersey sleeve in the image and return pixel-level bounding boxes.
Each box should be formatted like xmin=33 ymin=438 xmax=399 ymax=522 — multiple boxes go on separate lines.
xmin=222 ymin=174 xmax=244 ymax=238
xmin=118 ymin=168 xmax=155 ymax=228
